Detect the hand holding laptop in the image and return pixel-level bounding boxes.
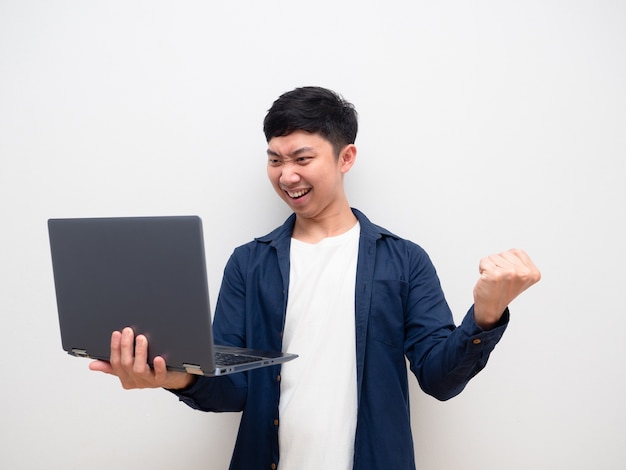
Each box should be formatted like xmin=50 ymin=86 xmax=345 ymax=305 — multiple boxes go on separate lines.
xmin=49 ymin=216 xmax=297 ymax=378
xmin=89 ymin=327 xmax=195 ymax=390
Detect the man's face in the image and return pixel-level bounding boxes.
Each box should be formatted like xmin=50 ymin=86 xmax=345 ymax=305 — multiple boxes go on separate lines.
xmin=266 ymin=130 xmax=353 ymax=221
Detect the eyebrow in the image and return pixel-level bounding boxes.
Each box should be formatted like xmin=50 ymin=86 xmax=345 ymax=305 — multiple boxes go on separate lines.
xmin=266 ymin=146 xmax=316 ymax=158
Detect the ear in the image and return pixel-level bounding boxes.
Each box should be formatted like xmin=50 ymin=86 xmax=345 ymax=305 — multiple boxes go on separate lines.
xmin=339 ymin=144 xmax=357 ymax=174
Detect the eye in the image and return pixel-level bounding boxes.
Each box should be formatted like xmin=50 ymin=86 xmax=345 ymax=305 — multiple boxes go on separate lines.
xmin=268 ymin=158 xmax=282 ymax=166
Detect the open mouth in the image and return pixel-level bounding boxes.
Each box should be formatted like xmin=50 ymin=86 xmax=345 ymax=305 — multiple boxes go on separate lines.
xmin=286 ymin=188 xmax=311 ymax=199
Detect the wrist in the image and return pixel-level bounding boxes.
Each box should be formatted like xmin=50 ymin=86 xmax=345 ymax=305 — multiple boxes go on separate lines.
xmin=166 ymin=373 xmax=197 ymax=391
xmin=474 ymin=306 xmax=508 ymax=331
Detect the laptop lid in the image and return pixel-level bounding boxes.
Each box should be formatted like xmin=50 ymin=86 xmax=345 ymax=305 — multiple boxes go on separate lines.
xmin=48 ymin=216 xmax=296 ymax=377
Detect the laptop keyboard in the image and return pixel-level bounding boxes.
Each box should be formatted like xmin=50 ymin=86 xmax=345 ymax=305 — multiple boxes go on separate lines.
xmin=215 ymin=351 xmax=263 ymax=366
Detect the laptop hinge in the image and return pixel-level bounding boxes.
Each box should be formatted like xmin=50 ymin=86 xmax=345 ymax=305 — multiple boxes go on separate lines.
xmin=71 ymin=349 xmax=90 ymax=358
xmin=183 ymin=363 xmax=204 ymax=375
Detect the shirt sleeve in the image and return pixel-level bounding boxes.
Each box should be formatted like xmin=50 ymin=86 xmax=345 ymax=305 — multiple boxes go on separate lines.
xmin=403 ymin=245 xmax=510 ymax=401
xmin=168 ymin=373 xmax=247 ymax=412
xmin=168 ymin=250 xmax=249 ymax=412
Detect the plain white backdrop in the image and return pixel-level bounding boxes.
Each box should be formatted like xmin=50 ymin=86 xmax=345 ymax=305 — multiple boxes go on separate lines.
xmin=1 ymin=1 xmax=624 ymax=468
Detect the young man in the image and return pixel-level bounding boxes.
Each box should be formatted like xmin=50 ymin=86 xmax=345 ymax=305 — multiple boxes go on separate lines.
xmin=90 ymin=86 xmax=541 ymax=469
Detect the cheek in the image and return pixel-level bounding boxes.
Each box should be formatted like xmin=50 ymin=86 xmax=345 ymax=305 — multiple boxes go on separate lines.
xmin=267 ymin=171 xmax=285 ymax=195
xmin=267 ymin=168 xmax=279 ymax=185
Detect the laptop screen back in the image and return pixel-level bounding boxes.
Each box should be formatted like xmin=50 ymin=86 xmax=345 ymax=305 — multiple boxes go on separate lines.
xmin=48 ymin=216 xmax=217 ymax=373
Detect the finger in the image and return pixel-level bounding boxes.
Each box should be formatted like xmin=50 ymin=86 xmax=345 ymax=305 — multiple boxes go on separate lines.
xmin=478 ymin=255 xmax=498 ymax=274
xmin=500 ymin=249 xmax=542 ymax=285
xmin=491 ymin=251 xmax=525 ymax=268
xmin=513 ymin=250 xmax=541 ymax=284
xmin=133 ymin=334 xmax=151 ymax=375
xmin=508 ymin=248 xmax=531 ymax=263
xmin=498 ymin=249 xmax=525 ymax=266
xmin=89 ymin=359 xmax=114 ymax=374
xmin=119 ymin=327 xmax=136 ymax=369
xmin=109 ymin=330 xmax=123 ymax=368
xmin=510 ymin=249 xmax=541 ymax=278
xmin=483 ymin=251 xmax=527 ymax=273
xmin=152 ymin=356 xmax=168 ymax=384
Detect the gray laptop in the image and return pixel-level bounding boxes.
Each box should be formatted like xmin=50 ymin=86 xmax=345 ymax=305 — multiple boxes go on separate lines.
xmin=48 ymin=215 xmax=297 ymax=376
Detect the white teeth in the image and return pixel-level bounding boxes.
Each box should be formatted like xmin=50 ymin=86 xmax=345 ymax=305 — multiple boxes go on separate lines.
xmin=287 ymin=189 xmax=310 ymax=198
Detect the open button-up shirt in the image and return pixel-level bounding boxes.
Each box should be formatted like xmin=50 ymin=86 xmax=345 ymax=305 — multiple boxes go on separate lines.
xmin=174 ymin=209 xmax=509 ymax=469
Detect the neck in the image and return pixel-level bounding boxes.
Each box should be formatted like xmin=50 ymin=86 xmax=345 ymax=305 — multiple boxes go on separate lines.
xmin=292 ymin=205 xmax=357 ymax=244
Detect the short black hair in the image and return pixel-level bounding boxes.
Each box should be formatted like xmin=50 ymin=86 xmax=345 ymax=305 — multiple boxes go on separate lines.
xmin=263 ymin=86 xmax=358 ymax=156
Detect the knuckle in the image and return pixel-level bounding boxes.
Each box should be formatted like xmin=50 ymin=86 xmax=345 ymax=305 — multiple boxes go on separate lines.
xmin=120 ymin=356 xmax=134 ymax=368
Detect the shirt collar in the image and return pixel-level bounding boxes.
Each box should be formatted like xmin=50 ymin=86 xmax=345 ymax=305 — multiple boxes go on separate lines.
xmin=254 ymin=208 xmax=399 ymax=245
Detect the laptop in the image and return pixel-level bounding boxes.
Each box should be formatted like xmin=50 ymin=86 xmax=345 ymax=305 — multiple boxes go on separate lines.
xmin=48 ymin=215 xmax=297 ymax=376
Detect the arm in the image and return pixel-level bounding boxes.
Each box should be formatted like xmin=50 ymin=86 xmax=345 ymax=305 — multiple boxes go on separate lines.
xmin=171 ymin=250 xmax=251 ymax=412
xmin=405 ymin=247 xmax=540 ymax=400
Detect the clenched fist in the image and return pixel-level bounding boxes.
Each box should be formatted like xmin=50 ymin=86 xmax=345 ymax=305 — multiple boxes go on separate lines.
xmin=473 ymin=249 xmax=541 ymax=329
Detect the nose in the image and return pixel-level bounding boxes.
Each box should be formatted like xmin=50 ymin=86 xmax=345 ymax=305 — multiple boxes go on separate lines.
xmin=279 ymin=162 xmax=301 ymax=185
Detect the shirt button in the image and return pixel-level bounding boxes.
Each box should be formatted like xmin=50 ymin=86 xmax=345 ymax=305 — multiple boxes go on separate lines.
xmin=271 ymin=464 xmax=277 ymax=470
xmin=277 ymin=374 xmax=281 ymax=382
xmin=274 ymin=419 xmax=279 ymax=426
xmin=472 ymin=338 xmax=482 ymax=345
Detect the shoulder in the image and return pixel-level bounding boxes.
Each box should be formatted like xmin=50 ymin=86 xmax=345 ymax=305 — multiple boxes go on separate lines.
xmin=227 ymin=213 xmax=295 ymax=262
xmin=354 ymin=208 xmax=426 ymax=250
xmin=353 ymin=209 xmax=435 ymax=279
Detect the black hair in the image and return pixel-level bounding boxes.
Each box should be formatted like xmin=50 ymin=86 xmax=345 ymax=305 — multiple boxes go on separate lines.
xmin=263 ymin=86 xmax=358 ymax=156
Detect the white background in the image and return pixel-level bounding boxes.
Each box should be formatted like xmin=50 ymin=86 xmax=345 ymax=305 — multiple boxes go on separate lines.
xmin=1 ymin=1 xmax=624 ymax=469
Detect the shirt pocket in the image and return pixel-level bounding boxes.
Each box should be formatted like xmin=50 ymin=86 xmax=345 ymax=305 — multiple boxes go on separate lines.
xmin=369 ymin=280 xmax=408 ymax=348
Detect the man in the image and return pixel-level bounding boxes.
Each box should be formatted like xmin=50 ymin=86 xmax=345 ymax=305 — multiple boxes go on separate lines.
xmin=90 ymin=86 xmax=541 ymax=469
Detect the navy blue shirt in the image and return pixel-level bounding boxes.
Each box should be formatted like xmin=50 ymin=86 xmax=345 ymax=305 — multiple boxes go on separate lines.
xmin=174 ymin=209 xmax=509 ymax=469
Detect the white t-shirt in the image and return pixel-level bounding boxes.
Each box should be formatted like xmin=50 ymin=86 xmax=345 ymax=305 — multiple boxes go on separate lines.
xmin=278 ymin=222 xmax=360 ymax=470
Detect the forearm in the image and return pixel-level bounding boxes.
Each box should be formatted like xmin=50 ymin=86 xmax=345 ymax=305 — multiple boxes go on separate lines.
xmin=411 ymin=306 xmax=509 ymax=401
xmin=169 ymin=374 xmax=248 ymax=412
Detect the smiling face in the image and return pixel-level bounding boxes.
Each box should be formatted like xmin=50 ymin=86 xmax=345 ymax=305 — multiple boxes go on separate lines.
xmin=266 ymin=130 xmax=356 ymax=224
